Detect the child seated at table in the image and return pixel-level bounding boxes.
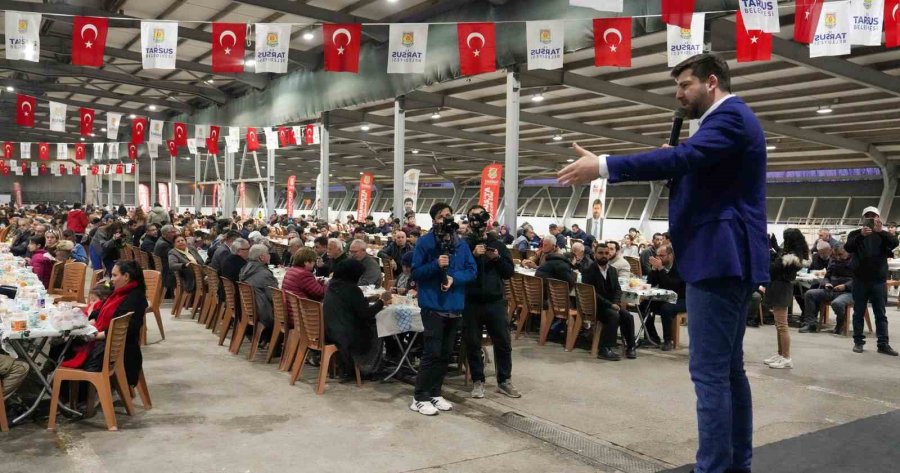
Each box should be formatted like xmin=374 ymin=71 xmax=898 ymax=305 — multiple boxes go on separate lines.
xmin=393 ymin=252 xmax=417 ymax=297
xmin=49 ymin=284 xmax=114 ymax=370
xmin=85 ymin=284 xmax=114 ymax=320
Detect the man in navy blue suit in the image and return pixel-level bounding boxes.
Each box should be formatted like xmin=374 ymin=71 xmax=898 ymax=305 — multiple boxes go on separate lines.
xmin=559 ymin=54 xmax=769 ymax=473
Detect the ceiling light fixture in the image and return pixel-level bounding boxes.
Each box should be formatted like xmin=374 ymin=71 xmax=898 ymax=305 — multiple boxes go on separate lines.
xmin=101 ymin=127 xmax=107 ymax=132
xmin=411 ymin=149 xmax=419 ymax=154
xmin=245 ymin=59 xmax=256 ymax=67
xmin=552 ymin=132 xmax=563 ymax=141
xmin=303 ymin=32 xmax=314 ymax=41
xmin=129 ymin=114 xmax=136 ymax=119
xmin=206 ymin=79 xmax=214 ymax=84
xmin=431 ymin=110 xmax=441 ymax=120
xmin=148 ymin=105 xmax=157 ymax=111
xmin=360 ymin=124 xmax=371 ymax=131
xmin=5 ymin=86 xmax=13 ymax=92
xmin=816 ymin=105 xmax=833 ymax=114
xmin=566 ymin=158 xmax=574 ymax=163
xmin=531 ymin=93 xmax=545 ymax=103
xmin=80 ymin=137 xmax=85 ymax=142
xmin=90 ymin=133 xmax=96 ymax=137
xmin=766 ymin=145 xmax=777 ymax=151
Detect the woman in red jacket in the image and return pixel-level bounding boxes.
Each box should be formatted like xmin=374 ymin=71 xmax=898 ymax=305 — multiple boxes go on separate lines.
xmin=28 ymin=235 xmax=54 ymax=289
xmin=282 ymin=247 xmax=325 ymax=301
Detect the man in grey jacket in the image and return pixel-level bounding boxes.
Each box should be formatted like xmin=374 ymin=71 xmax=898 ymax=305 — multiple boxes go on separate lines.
xmin=348 ymin=239 xmax=383 ymax=288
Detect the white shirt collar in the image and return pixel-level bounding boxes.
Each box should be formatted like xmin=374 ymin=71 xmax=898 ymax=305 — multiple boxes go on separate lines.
xmin=698 ymin=94 xmax=735 ymax=127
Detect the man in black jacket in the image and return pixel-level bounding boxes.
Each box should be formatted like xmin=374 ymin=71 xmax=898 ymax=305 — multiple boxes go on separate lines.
xmin=463 ymin=205 xmax=519 ymax=399
xmin=377 ymin=230 xmax=414 ymax=277
xmin=154 ymin=224 xmax=177 ymax=298
xmin=800 ymin=245 xmax=855 ymax=334
xmin=9 ymin=219 xmax=33 ymax=257
xmin=535 ymin=237 xmax=576 ymax=288
xmin=140 ymin=224 xmax=160 ymax=254
xmin=846 ymin=207 xmax=899 ymax=355
xmin=582 ymin=245 xmax=637 ymax=360
xmin=641 ymin=244 xmax=686 ymax=351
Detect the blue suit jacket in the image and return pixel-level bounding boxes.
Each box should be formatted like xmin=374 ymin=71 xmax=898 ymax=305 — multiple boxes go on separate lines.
xmin=607 ymin=97 xmax=769 ymax=285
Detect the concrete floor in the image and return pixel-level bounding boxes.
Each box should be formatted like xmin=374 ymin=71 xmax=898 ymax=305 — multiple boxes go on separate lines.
xmin=2 ymin=303 xmax=899 ymax=473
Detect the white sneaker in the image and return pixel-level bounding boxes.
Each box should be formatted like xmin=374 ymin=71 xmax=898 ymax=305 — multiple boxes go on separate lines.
xmin=410 ymin=399 xmax=438 ymax=416
xmin=471 ymin=381 xmax=485 ymax=399
xmin=430 ymin=396 xmax=453 ymax=411
xmin=769 ymin=357 xmax=793 ymax=369
xmin=763 ymin=354 xmax=783 ymax=365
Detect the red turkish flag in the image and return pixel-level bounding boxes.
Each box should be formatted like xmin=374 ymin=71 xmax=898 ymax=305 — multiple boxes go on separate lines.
xmin=662 ymin=0 xmax=695 ymax=29
xmin=38 ymin=163 xmax=48 ymax=175
xmin=128 ymin=143 xmax=138 ymax=160
xmin=323 ymin=23 xmax=362 ymax=73
xmin=20 ymin=162 xmax=27 ymax=174
xmin=794 ymin=0 xmax=824 ymax=44
xmin=209 ymin=125 xmax=221 ymax=144
xmin=38 ymin=142 xmax=50 ymax=160
xmin=457 ymin=23 xmax=496 ymax=76
xmin=132 ymin=117 xmax=147 ymax=144
xmin=3 ymin=142 xmax=14 ymax=159
xmin=167 ymin=140 xmax=178 ymax=157
xmin=73 ymin=164 xmax=81 ymax=176
xmin=90 ymin=165 xmax=99 ymax=175
xmin=278 ymin=127 xmax=296 ymax=147
xmin=211 ymin=23 xmax=246 ymax=73
xmin=74 ymin=143 xmax=86 ymax=160
xmin=16 ymin=94 xmax=35 ymax=127
xmin=173 ymin=122 xmax=188 ymax=146
xmin=886 ymin=0 xmax=900 ymax=48
xmin=206 ymin=138 xmax=219 ymax=156
xmin=736 ymin=11 xmax=772 ymax=63
xmin=80 ymin=108 xmax=95 ymax=136
xmin=71 ymin=16 xmax=109 ymax=67
xmin=594 ymin=18 xmax=632 ymax=67
xmin=60 ymin=164 xmax=67 ymax=175
xmin=116 ymin=164 xmax=124 ymax=175
xmin=246 ymin=127 xmax=260 ymax=151
xmin=0 ymin=166 xmax=8 ymax=176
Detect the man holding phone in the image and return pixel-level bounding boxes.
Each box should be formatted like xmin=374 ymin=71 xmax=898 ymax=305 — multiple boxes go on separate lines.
xmin=846 ymin=207 xmax=899 ymax=356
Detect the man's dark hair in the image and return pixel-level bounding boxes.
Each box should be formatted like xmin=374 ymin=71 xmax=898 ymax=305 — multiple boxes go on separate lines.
xmin=607 ymin=240 xmax=620 ymax=252
xmin=629 ymin=227 xmax=638 ymax=233
xmin=73 ymin=202 xmax=82 ymax=209
xmin=671 ymin=53 xmax=732 ymax=93
xmin=224 ymin=230 xmax=241 ymax=241
xmin=592 ymin=199 xmax=602 ymax=207
xmin=314 ymin=236 xmax=328 ymax=247
xmin=653 ymin=232 xmax=663 ymax=239
xmin=467 ymin=204 xmax=486 ymax=215
xmin=662 ymin=231 xmax=671 ymax=241
xmin=429 ymin=202 xmax=452 ymax=220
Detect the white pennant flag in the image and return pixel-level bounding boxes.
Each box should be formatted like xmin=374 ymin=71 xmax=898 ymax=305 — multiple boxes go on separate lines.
xmin=93 ymin=143 xmax=105 ymax=161
xmin=254 ymin=23 xmax=291 ymax=73
xmin=387 ymin=23 xmax=429 ymax=74
xmin=20 ymin=143 xmax=31 ymax=160
xmin=225 ymin=135 xmax=240 ymax=153
xmin=740 ymin=0 xmax=781 ymax=33
xmin=667 ymin=13 xmax=706 ymax=67
xmin=526 ymin=20 xmax=565 ymax=70
xmin=850 ymin=0 xmax=884 ymax=45
xmin=149 ymin=119 xmax=164 ymax=144
xmin=49 ymin=101 xmax=68 ymax=132
xmin=107 ymin=112 xmax=122 ymax=140
xmin=148 ymin=144 xmax=158 ymax=159
xmin=195 ymin=124 xmax=208 ymax=145
xmin=125 ymin=164 xmax=134 ymax=174
xmin=5 ymin=11 xmax=41 ymax=62
xmin=108 ymin=143 xmax=119 ymax=161
xmin=187 ymin=138 xmax=198 ymax=155
xmin=31 ymin=162 xmax=38 ymax=176
xmin=51 ymin=164 xmax=59 ymax=176
xmin=228 ymin=126 xmax=241 ymax=138
xmin=811 ymin=1 xmax=852 ymax=57
xmin=264 ymin=128 xmax=279 ymax=150
xmin=57 ymin=143 xmax=68 ymax=160
xmin=140 ymin=21 xmax=178 ymax=69
xmin=569 ymin=0 xmax=622 ymax=12
xmin=80 ymin=165 xmax=88 ymax=175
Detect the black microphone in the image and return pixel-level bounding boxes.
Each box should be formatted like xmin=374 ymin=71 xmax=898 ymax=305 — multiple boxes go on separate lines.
xmin=668 ymin=109 xmax=687 ymax=146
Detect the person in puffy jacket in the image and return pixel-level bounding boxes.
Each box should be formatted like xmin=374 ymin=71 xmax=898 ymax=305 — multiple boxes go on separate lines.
xmin=762 ymin=228 xmax=808 ymax=370
xmin=282 ymin=248 xmax=325 ymax=301
xmin=148 ymin=203 xmax=170 ymax=227
xmin=28 ymin=235 xmax=54 ymax=289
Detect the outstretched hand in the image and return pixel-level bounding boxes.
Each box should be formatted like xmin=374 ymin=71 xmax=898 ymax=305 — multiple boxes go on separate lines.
xmin=558 ymin=143 xmax=600 ymax=186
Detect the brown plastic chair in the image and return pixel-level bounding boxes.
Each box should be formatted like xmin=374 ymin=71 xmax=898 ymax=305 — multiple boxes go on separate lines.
xmin=121 ymin=244 xmax=134 ymax=261
xmin=235 ymin=282 xmax=264 ymax=360
xmin=281 ymin=291 xmax=304 ymax=372
xmin=151 ymin=253 xmax=163 ymax=273
xmin=840 ymin=305 xmax=874 ymax=336
xmin=289 ymin=298 xmax=361 ymax=394
xmin=137 ymin=250 xmax=151 ymax=271
xmin=127 ymin=370 xmax=152 ymax=410
xmin=53 ymin=262 xmax=87 ymax=303
xmin=381 ymin=257 xmax=395 ymax=291
xmin=0 ymin=226 xmax=10 ymax=243
xmin=672 ymin=312 xmax=688 ymax=350
xmin=266 ymin=287 xmax=289 ymax=364
xmin=624 ymin=256 xmax=642 ymax=277
xmin=201 ymin=267 xmax=220 ymax=329
xmin=545 ymin=279 xmax=579 ymax=350
xmin=47 ymin=261 xmax=65 ymax=293
xmin=510 ymin=273 xmax=529 ymax=338
xmin=48 ymin=313 xmax=135 ymax=432
xmin=89 ymin=269 xmax=105 ymax=291
xmin=141 ymin=270 xmax=165 ymax=344
xmin=172 ymin=270 xmax=186 ymax=318
xmin=575 ymin=283 xmax=602 ymax=357
xmin=218 ymin=277 xmax=237 ymax=347
xmin=188 ymin=263 xmax=205 ymax=320
xmin=503 ymin=278 xmax=516 ymax=322
xmin=517 ymin=275 xmax=545 ymax=340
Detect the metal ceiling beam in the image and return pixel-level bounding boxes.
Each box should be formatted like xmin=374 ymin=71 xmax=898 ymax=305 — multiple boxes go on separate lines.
xmin=522 ymin=70 xmax=888 ymax=168
xmin=231 ymin=0 xmax=388 ymax=42
xmin=406 ymin=90 xmax=661 ymax=147
xmin=0 ymin=59 xmax=228 ymax=104
xmin=711 ymin=18 xmax=900 ymax=98
xmin=2 ymin=80 xmax=193 ymax=114
xmin=0 ymin=89 xmax=169 ymax=120
xmin=329 ymin=129 xmax=505 ymax=164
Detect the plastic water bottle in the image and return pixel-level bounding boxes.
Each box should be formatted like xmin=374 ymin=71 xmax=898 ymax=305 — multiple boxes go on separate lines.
xmin=37 ymin=293 xmax=46 ymax=309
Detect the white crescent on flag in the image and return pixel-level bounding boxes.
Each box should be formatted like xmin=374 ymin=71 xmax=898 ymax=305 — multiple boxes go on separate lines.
xmin=894 ymin=3 xmax=898 ymax=20
xmin=332 ymin=28 xmax=352 ymax=46
xmin=211 ymin=129 xmax=218 ymax=140
xmin=135 ymin=121 xmax=144 ymax=132
xmin=83 ymin=112 xmax=92 ymax=124
xmin=40 ymin=145 xmax=47 ymax=153
xmin=176 ymin=125 xmax=184 ymax=137
xmin=466 ymin=32 xmax=485 ymax=49
xmin=21 ymin=101 xmax=32 ymax=113
xmin=603 ymin=28 xmax=622 ymax=45
xmin=81 ymin=23 xmax=98 ymax=41
xmin=249 ymin=130 xmax=257 ymax=140
xmin=219 ymin=30 xmax=237 ymax=47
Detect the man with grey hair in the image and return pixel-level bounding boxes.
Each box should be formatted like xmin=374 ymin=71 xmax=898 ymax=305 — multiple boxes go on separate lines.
xmin=571 ymin=241 xmax=593 ymax=272
xmin=811 ymin=228 xmax=839 ymax=255
xmin=800 ymin=244 xmax=854 ymax=334
xmin=325 ymin=237 xmax=347 ymax=274
xmin=349 ymin=239 xmax=383 ymax=287
xmin=221 ymin=238 xmax=250 ymax=285
xmin=535 ymin=236 xmax=576 ymax=288
xmin=154 ymin=224 xmax=178 ymax=297
xmin=522 ymin=235 xmax=559 ymax=269
xmin=240 ymin=244 xmax=278 ymax=330
xmin=281 ymin=237 xmax=303 ymax=267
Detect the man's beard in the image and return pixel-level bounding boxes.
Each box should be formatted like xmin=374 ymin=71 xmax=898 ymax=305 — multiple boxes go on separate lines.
xmin=683 ymin=89 xmax=710 ymax=119
xmin=596 ymin=258 xmax=608 ymax=266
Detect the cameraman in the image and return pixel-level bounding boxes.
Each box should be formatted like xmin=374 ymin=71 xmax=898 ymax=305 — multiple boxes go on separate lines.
xmin=410 ymin=203 xmax=477 ymax=416
xmin=464 ymin=205 xmax=519 ymax=399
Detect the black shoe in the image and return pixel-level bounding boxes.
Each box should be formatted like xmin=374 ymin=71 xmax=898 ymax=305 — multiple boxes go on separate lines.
xmin=597 ymin=347 xmax=621 ymax=361
xmin=877 ymin=345 xmax=899 ymax=356
xmin=660 ymin=341 xmax=673 ymax=352
xmin=625 ymin=347 xmax=637 ymax=359
xmin=635 ymin=338 xmax=659 ymax=349
xmin=746 ymin=319 xmax=760 ymax=328
xmin=799 ymin=324 xmax=818 ymax=333
xmin=853 ymin=344 xmax=864 ymax=353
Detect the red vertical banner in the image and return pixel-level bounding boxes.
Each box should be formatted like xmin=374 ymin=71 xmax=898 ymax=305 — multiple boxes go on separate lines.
xmin=286 ymin=175 xmax=296 ymax=218
xmin=12 ymin=182 xmax=23 ymax=208
xmin=478 ymin=164 xmax=503 ymax=226
xmin=357 ymin=172 xmax=374 ymax=222
xmin=239 ymin=182 xmax=246 ymax=218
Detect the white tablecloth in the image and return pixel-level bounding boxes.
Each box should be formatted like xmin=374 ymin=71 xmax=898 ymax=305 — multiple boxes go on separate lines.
xmin=376 ymin=303 xmax=423 ymax=338
xmin=0 ymin=322 xmax=97 ymax=359
xmin=621 ymin=287 xmax=678 ymax=305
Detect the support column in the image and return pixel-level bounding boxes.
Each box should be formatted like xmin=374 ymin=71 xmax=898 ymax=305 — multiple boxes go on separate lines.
xmin=503 ymin=70 xmax=520 ymax=231
xmin=449 ymin=180 xmax=463 ymax=212
xmin=194 ymin=152 xmax=202 ymax=214
xmin=637 ymin=182 xmax=663 ymax=235
xmin=562 ymin=186 xmax=585 ymax=227
xmin=319 ymin=115 xmax=330 ymax=223
xmin=134 ymin=161 xmax=140 ymax=209
xmin=266 ymin=148 xmax=276 ymax=218
xmin=393 ymin=97 xmax=406 ymax=218
xmin=169 ymin=156 xmax=177 ymax=212
xmin=879 ymin=164 xmax=897 ymax=221
xmin=107 ymin=172 xmax=113 ymax=209
xmin=223 ymin=151 xmax=236 ymax=217
xmin=119 ymin=168 xmax=125 ymax=206
xmin=150 ymin=157 xmax=157 ymax=205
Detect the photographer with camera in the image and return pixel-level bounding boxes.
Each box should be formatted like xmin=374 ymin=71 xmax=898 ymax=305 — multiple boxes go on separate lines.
xmin=463 ymin=205 xmax=519 ymax=399
xmin=409 ymin=203 xmax=477 ymax=416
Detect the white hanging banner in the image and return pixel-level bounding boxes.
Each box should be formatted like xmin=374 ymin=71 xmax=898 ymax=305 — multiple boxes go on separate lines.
xmin=254 ymin=23 xmax=291 ymax=73
xmin=228 ymin=126 xmax=240 ymax=138
xmin=569 ymin=0 xmax=623 ymax=12
xmin=667 ymin=13 xmax=706 ymax=67
xmin=525 ymin=20 xmax=565 ymax=71
xmin=107 ymin=112 xmax=122 ymax=140
xmin=149 ymin=119 xmax=164 ymax=144
xmin=195 ymin=124 xmax=208 ymax=146
xmin=140 ymin=21 xmax=178 ymax=69
xmin=225 ymin=135 xmax=240 ymax=153
xmin=31 ymin=162 xmax=38 ymax=175
xmin=387 ymin=23 xmax=429 ymax=74
xmin=108 ymin=142 xmax=119 ymax=161
xmin=811 ymin=1 xmax=852 ymax=57
xmin=93 ymin=142 xmax=105 ymax=161
xmin=80 ymin=165 xmax=89 ymax=175
xmin=264 ymin=128 xmax=279 ymax=150
xmin=4 ymin=11 xmax=41 ymax=62
xmin=125 ymin=164 xmax=134 ymax=174
xmin=740 ymin=0 xmax=781 ymax=33
xmin=56 ymin=143 xmax=68 ymax=160
xmin=403 ymin=168 xmax=421 ymax=214
xmin=314 ymin=172 xmax=323 ymax=210
xmin=49 ymin=101 xmax=68 ymax=132
xmin=20 ymin=143 xmax=30 ymax=160
xmin=187 ymin=138 xmax=198 ymax=155
xmin=849 ymin=0 xmax=884 ymax=45
xmin=148 ymin=144 xmax=158 ymax=159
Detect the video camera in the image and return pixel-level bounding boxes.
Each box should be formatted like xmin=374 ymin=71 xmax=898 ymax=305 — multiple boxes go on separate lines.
xmin=433 ymin=216 xmax=459 ymax=256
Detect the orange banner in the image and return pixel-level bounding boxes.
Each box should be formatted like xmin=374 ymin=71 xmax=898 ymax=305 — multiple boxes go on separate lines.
xmin=478 ymin=164 xmax=503 ymax=226
xmin=357 ymin=172 xmax=374 ymax=222
xmin=286 ymin=175 xmax=296 ymax=218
